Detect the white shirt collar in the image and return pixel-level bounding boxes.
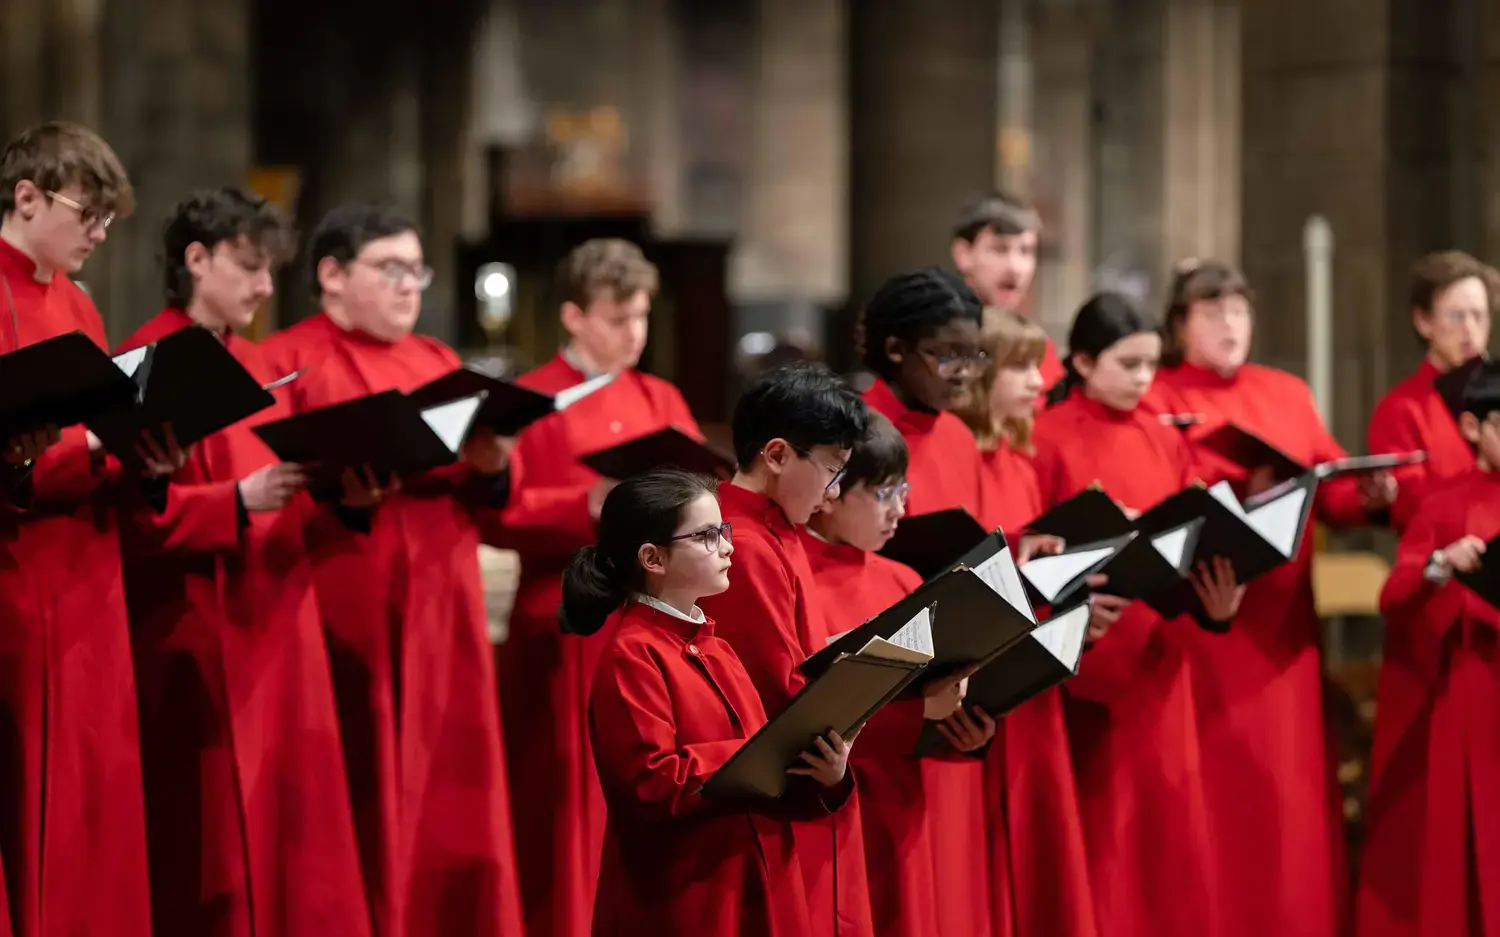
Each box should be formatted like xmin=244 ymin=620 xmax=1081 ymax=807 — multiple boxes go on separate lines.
xmin=634 ymin=593 xmax=705 ymax=624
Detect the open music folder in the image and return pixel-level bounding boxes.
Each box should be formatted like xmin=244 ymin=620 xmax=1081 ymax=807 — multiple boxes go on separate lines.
xmin=253 ymin=388 xmax=488 ymax=481
xmin=1017 ymin=533 xmax=1134 ymax=607
xmin=1196 ymin=422 xmax=1426 ymax=485
xmin=1435 ymin=355 xmax=1486 ymax=421
xmin=700 ymin=605 xmax=935 ymax=800
xmin=0 ymin=330 xmax=142 ymax=436
xmin=877 ymin=507 xmax=990 ymax=580
xmin=409 ymin=368 xmax=616 ymax=437
xmin=800 ymin=531 xmax=1038 ymax=685
xmin=87 ymin=325 xmax=278 ymax=466
xmin=578 ymin=426 xmax=736 ymax=480
xmin=913 ymin=600 xmax=1094 ymax=758
xmin=1455 ymin=535 xmax=1500 ymax=609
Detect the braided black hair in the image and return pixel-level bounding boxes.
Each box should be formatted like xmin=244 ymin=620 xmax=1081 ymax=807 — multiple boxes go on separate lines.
xmin=859 ymin=267 xmax=982 ymax=380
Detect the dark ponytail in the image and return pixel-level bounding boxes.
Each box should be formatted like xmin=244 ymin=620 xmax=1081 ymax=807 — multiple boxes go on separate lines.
xmin=558 ymin=470 xmax=720 ymax=636
xmin=1045 ymin=291 xmax=1158 ymax=408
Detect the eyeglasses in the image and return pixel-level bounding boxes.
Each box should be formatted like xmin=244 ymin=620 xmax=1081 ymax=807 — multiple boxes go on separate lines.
xmin=45 ymin=191 xmax=114 ymax=231
xmin=357 ymin=259 xmax=435 ymax=291
xmin=872 ymin=481 xmax=911 ymax=505
xmin=790 ymin=445 xmax=847 ymax=492
xmin=919 ymin=346 xmax=990 ymax=378
xmin=666 ymin=522 xmax=732 ymax=553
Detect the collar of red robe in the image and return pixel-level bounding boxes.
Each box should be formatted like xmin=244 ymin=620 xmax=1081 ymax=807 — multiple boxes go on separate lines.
xmin=161 ymin=306 xmax=236 ymax=345
xmin=316 ymin=309 xmax=408 ymax=347
xmin=0 ymin=236 xmax=43 ymax=285
xmin=1160 ymin=360 xmax=1242 ymax=390
xmin=717 ymin=480 xmax=797 ymax=537
xmin=1071 ymin=390 xmax=1139 ymax=424
xmin=798 ymin=527 xmax=866 ymax=572
xmin=636 ymin=600 xmax=716 ymax=642
xmin=863 ymin=377 xmax=942 ymax=432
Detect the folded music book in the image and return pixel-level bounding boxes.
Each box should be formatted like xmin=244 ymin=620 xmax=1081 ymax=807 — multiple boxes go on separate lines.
xmin=1196 ymin=422 xmax=1426 ymax=484
xmin=802 ymin=532 xmax=1037 ymax=684
xmin=1435 ymin=355 xmax=1486 ymax=421
xmin=1018 ymin=533 xmax=1135 ymax=607
xmin=877 ymin=507 xmax=991 ymax=579
xmin=1455 ymin=535 xmax=1500 ymax=609
xmin=913 ymin=600 xmax=1094 ymax=758
xmin=0 ymin=330 xmax=142 ymax=437
xmin=409 ymin=368 xmax=616 ymax=437
xmin=700 ymin=605 xmax=935 ymax=800
xmin=252 ymin=389 xmax=488 ymax=480
xmin=1024 ymin=486 xmax=1136 ymax=546
xmin=578 ymin=426 xmax=735 ymax=480
xmin=87 ymin=325 xmax=278 ymax=465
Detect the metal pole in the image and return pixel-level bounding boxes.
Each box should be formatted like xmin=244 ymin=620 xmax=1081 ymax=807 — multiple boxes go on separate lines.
xmin=1303 ymin=215 xmax=1334 ymax=424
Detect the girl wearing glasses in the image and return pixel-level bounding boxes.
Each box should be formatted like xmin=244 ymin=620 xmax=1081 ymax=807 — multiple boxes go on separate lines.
xmin=564 ymin=470 xmax=852 ymax=936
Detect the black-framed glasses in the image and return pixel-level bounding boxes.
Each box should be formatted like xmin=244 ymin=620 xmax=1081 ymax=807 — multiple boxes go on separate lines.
xmin=919 ymin=346 xmax=990 ymax=378
xmin=667 ymin=521 xmax=732 ymax=553
xmin=872 ymin=481 xmax=911 ymax=505
xmin=790 ymin=445 xmax=847 ymax=491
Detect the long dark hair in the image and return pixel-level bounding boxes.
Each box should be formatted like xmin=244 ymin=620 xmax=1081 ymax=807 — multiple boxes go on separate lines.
xmin=1046 ymin=291 xmax=1158 ymax=407
xmin=558 ymin=470 xmax=719 ymax=636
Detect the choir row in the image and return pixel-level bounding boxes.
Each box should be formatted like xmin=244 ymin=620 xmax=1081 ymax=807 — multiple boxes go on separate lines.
xmin=0 ymin=118 xmax=1489 ymax=937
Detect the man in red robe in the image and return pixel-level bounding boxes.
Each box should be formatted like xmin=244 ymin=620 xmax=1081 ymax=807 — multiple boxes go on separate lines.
xmin=0 ymin=121 xmax=182 ymax=937
xmin=1360 ymin=360 xmax=1500 ymax=937
xmin=1369 ymin=250 xmax=1492 ymax=531
xmin=118 ymin=187 xmax=371 ymax=937
xmin=949 ymin=191 xmax=1065 ymax=392
xmin=497 ymin=237 xmax=700 ymax=937
xmin=697 ymin=362 xmax=875 ymax=937
xmin=260 ymin=202 xmax=524 ymax=937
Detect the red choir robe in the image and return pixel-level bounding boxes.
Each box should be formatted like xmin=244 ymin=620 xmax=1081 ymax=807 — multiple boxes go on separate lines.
xmin=1368 ymin=358 xmax=1476 ymax=533
xmin=1144 ymin=361 xmax=1367 ymax=937
xmin=497 ymin=351 xmax=701 ymax=937
xmin=980 ymin=442 xmax=1099 ymax=937
xmin=801 ymin=533 xmax=944 ymax=937
xmin=115 ymin=308 xmax=369 ymax=937
xmin=0 ymin=238 xmax=152 ymax=937
xmin=1031 ymin=391 xmax=1221 ymax=937
xmin=863 ymin=377 xmax=1000 ymax=937
xmin=697 ymin=483 xmax=875 ymax=937
xmin=260 ymin=313 xmax=524 ymax=937
xmin=589 ymin=597 xmax=855 ymax=937
xmin=1039 ymin=336 xmax=1066 ymax=396
xmin=1358 ymin=469 xmax=1500 ymax=937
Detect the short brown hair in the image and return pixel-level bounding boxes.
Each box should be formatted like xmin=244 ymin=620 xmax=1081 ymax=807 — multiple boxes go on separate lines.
xmin=955 ymin=307 xmax=1049 ymax=452
xmin=1161 ymin=258 xmax=1252 ymax=366
xmin=1409 ymin=250 xmax=1495 ymax=314
xmin=556 ymin=238 xmax=659 ymax=308
xmin=952 ymin=191 xmax=1041 ymax=243
xmin=0 ymin=121 xmax=134 ymax=218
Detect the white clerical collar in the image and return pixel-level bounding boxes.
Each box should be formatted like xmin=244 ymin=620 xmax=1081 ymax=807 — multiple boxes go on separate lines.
xmin=634 ymin=593 xmax=705 ymax=624
xmin=561 ymin=344 xmax=608 ymax=380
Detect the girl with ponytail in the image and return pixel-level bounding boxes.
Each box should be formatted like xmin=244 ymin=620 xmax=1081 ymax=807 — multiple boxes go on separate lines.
xmin=568 ymin=469 xmax=855 ymax=936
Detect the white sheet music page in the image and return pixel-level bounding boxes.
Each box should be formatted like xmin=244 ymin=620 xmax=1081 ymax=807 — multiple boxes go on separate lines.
xmin=1021 ymin=542 xmax=1122 ymax=603
xmin=1149 ymin=521 xmax=1196 ymax=570
xmin=972 ymin=546 xmax=1038 ymax=623
xmin=420 ymin=393 xmax=486 ymax=453
xmin=553 ymin=371 xmax=618 ymax=411
xmin=112 ymin=346 xmax=148 ymax=379
xmin=859 ymin=605 xmax=934 ymax=664
xmin=1244 ymin=484 xmax=1311 ymax=558
xmin=1029 ymin=602 xmax=1091 ymax=668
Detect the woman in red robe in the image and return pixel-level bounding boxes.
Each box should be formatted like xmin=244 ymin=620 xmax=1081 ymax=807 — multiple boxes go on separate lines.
xmin=1142 ymin=260 xmax=1393 ymax=937
xmin=0 ymin=122 xmax=155 ymax=937
xmin=802 ymin=411 xmax=995 ymax=937
xmin=261 ymin=204 xmax=523 ymax=937
xmin=564 ymin=470 xmax=854 ymax=936
xmin=116 ymin=190 xmax=370 ymax=937
xmin=497 ymin=238 xmax=702 ymax=937
xmin=1033 ymin=292 xmax=1244 ymax=937
xmin=955 ymin=308 xmax=1100 ymax=937
xmin=1367 ymin=251 xmax=1492 ymax=532
xmin=1358 ymin=363 xmax=1500 ymax=937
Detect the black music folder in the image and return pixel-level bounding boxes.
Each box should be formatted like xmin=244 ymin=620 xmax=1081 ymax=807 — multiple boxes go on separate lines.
xmin=579 ymin=426 xmax=735 ymax=480
xmin=409 ymin=368 xmax=616 ymax=437
xmin=1435 ymin=356 xmax=1486 ymax=421
xmin=1024 ymin=486 xmax=1136 ymax=546
xmin=0 ymin=330 xmax=141 ymax=436
xmin=1455 ymin=535 xmax=1500 ymax=609
xmin=700 ymin=606 xmax=935 ymax=800
xmin=913 ymin=600 xmax=1093 ymax=758
xmin=253 ymin=389 xmax=487 ymax=480
xmin=86 ymin=325 xmax=277 ymax=465
xmin=1018 ymin=533 xmax=1134 ymax=607
xmin=802 ymin=532 xmax=1037 ymax=684
xmin=1197 ymin=422 xmax=1426 ymax=483
xmin=878 ymin=508 xmax=991 ymax=579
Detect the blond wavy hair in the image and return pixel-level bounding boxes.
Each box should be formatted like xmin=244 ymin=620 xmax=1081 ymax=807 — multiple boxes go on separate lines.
xmin=955 ymin=307 xmax=1048 ymax=452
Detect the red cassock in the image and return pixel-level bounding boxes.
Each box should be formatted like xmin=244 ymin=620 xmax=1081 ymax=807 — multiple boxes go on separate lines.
xmin=1031 ymin=391 xmax=1222 ymax=937
xmin=1145 ymin=361 xmax=1363 ymax=937
xmin=697 ymin=483 xmax=875 ymax=937
xmin=1039 ymin=337 xmax=1066 ymax=396
xmin=801 ymin=533 xmax=944 ymax=937
xmin=1358 ymin=469 xmax=1500 ymax=937
xmin=588 ymin=599 xmax=856 ymax=937
xmin=1368 ymin=359 xmax=1476 ymax=533
xmin=115 ymin=308 xmax=369 ymax=937
xmin=862 ymin=377 xmax=1000 ymax=937
xmin=497 ymin=352 xmax=700 ymax=937
xmin=260 ymin=313 xmax=524 ymax=937
xmin=980 ymin=443 xmax=1099 ymax=937
xmin=0 ymin=239 xmax=152 ymax=937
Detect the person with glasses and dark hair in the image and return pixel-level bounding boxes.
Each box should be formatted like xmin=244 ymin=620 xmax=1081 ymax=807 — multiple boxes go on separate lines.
xmin=563 ymin=470 xmax=852 ymax=936
xmin=111 ymin=187 xmax=370 ymax=937
xmin=698 ymin=362 xmax=874 ymax=937
xmin=261 ymin=203 xmax=525 ymax=937
xmin=800 ymin=411 xmax=992 ymax=936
